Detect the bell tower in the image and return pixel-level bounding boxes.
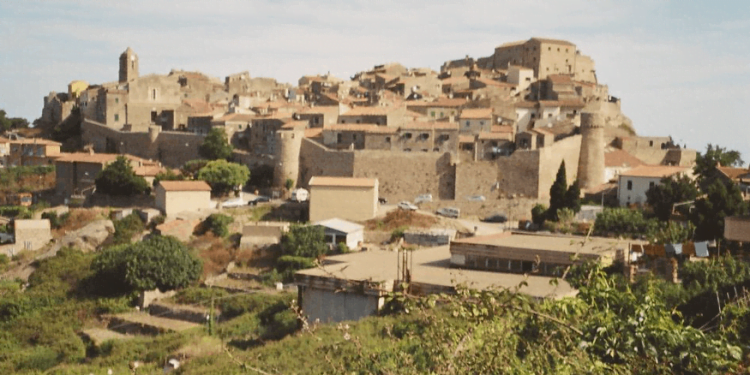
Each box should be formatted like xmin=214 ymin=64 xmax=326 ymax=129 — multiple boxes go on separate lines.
xmin=119 ymin=47 xmax=139 ymax=83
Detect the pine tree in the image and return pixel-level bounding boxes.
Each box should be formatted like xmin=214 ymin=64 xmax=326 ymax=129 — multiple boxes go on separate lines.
xmin=565 ymin=179 xmax=582 ymax=214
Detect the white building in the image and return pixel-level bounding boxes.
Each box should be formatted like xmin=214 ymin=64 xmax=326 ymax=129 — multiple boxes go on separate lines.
xmin=314 ymin=218 xmax=364 ymax=250
xmin=617 ymin=165 xmax=690 ymax=206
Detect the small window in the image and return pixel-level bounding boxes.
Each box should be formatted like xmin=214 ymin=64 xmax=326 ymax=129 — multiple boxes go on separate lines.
xmin=238 ymin=124 xmax=242 ymax=129
xmin=465 ymin=121 xmax=470 ymax=126
xmin=353 ymin=134 xmax=358 ymax=141
xmin=337 ymin=134 xmax=342 ymax=143
xmin=433 ymin=147 xmax=440 ymax=152
xmin=431 ymin=111 xmax=435 ymax=117
xmin=385 ymin=137 xmax=391 ymax=143
xmin=418 ymin=133 xmax=429 ymax=141
xmin=115 ymin=97 xmax=119 ymax=104
xmin=627 ymin=180 xmax=633 ymax=191
xmin=403 ymin=133 xmax=412 ymax=140
xmin=440 ymin=112 xmax=444 ymax=117
xmin=649 ymin=140 xmax=654 ymax=147
xmin=356 ymin=120 xmax=361 ymax=124
xmin=114 ymin=114 xmax=119 ymax=122
xmin=403 ymin=148 xmax=411 ymax=152
xmin=480 ymin=121 xmax=485 ymax=126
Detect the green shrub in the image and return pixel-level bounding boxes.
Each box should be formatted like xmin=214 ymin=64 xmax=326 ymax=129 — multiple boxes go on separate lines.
xmin=281 ymin=224 xmax=328 ymax=258
xmin=204 ymin=213 xmax=234 ymax=237
xmin=14 ymin=346 xmax=60 ymax=372
xmin=41 ymin=211 xmax=70 ymax=230
xmin=173 ymin=286 xmax=229 ymax=305
xmin=593 ymin=207 xmax=658 ymax=238
xmin=0 ymin=206 xmax=31 ymax=218
xmin=112 ymin=213 xmax=145 ymax=245
xmin=337 ymin=242 xmax=350 ymax=254
xmin=531 ymin=204 xmax=547 ymax=226
xmin=390 ymin=226 xmax=408 ymax=241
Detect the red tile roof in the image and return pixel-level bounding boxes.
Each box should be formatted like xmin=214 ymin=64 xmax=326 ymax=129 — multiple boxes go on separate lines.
xmin=460 ymin=108 xmax=493 ymax=119
xmin=309 ymin=176 xmax=377 ymax=188
xmin=158 ymin=180 xmax=212 ymax=192
xmin=619 ymin=165 xmax=688 ymax=178
xmin=605 ymin=149 xmax=644 ymax=168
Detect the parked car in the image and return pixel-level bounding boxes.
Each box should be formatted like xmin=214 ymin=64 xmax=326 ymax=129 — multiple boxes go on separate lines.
xmin=0 ymin=233 xmax=13 ymax=244
xmin=414 ymin=194 xmax=433 ymax=204
xmin=291 ymin=188 xmax=309 ymax=202
xmin=482 ymin=213 xmax=508 ymax=223
xmin=466 ymin=195 xmax=486 ymax=202
xmin=378 ymin=197 xmax=388 ymax=204
xmin=221 ymin=198 xmax=245 ymax=208
xmin=248 ymin=196 xmax=271 ymax=206
xmin=436 ymin=207 xmax=460 ymax=218
xmin=397 ymin=201 xmax=418 ymax=211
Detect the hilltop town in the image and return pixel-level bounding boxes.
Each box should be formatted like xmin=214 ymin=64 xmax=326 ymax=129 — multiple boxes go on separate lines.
xmin=1 ymin=37 xmax=749 ymax=374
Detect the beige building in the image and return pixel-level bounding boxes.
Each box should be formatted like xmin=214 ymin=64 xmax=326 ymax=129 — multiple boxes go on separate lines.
xmin=308 ymin=177 xmax=378 ymax=222
xmin=14 ymin=219 xmax=52 ymax=252
xmin=155 ymin=180 xmax=213 ymax=217
xmin=725 ymin=217 xmax=750 ymax=242
xmin=617 ymin=165 xmax=690 ymax=206
xmin=0 ymin=137 xmax=61 ymax=167
xmin=491 ymin=38 xmax=597 ymax=82
xmin=55 ymin=152 xmax=164 ymax=198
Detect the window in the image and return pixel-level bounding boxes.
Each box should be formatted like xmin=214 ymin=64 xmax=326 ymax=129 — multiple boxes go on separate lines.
xmin=433 ymin=147 xmax=440 ymax=152
xmin=151 ymin=111 xmax=157 ymax=122
xmin=385 ymin=137 xmax=391 ymax=143
xmin=337 ymin=134 xmax=342 ymax=143
xmin=480 ymin=121 xmax=485 ymax=126
xmin=352 ymin=134 xmax=358 ymax=141
xmin=151 ymin=88 xmax=157 ymax=100
xmin=403 ymin=148 xmax=411 ymax=152
xmin=356 ymin=120 xmax=361 ymax=124
xmin=238 ymin=124 xmax=242 ymax=129
xmin=649 ymin=140 xmax=654 ymax=147
xmin=114 ymin=114 xmax=119 ymax=122
xmin=627 ymin=180 xmax=633 ymax=191
xmin=431 ymin=111 xmax=435 ymax=117
xmin=403 ymin=133 xmax=412 ymax=140
xmin=465 ymin=121 xmax=470 ymax=126
xmin=115 ymin=98 xmax=119 ymax=104
xmin=440 ymin=112 xmax=444 ymax=117
xmin=418 ymin=133 xmax=429 ymax=141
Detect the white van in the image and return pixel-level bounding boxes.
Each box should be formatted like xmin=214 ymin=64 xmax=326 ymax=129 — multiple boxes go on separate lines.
xmin=291 ymin=188 xmax=309 ymax=202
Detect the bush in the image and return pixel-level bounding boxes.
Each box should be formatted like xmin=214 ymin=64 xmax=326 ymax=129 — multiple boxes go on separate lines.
xmin=337 ymin=242 xmax=350 ymax=254
xmin=204 ymin=213 xmax=234 ymax=237
xmin=112 ymin=213 xmax=145 ymax=244
xmin=390 ymin=226 xmax=408 ymax=241
xmin=173 ymin=286 xmax=229 ymax=305
xmin=281 ymin=224 xmax=328 ymax=259
xmin=531 ymin=204 xmax=547 ymax=227
xmin=95 ymin=156 xmax=149 ymax=196
xmin=41 ymin=211 xmax=70 ymax=230
xmin=91 ymin=236 xmax=202 ymax=294
xmin=0 ymin=206 xmax=31 ymax=218
xmin=593 ymin=208 xmax=657 ymax=238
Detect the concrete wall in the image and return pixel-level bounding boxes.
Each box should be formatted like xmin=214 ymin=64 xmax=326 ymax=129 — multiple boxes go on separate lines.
xmin=300 ymin=287 xmax=382 ymax=323
xmin=14 ymin=220 xmax=52 ymax=252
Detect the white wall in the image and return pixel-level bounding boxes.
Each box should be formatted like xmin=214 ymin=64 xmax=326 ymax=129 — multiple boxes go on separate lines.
xmin=618 ymin=175 xmax=660 ymax=206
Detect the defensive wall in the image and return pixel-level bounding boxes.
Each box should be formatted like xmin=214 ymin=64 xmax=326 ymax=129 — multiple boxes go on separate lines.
xmin=456 ymin=134 xmax=581 ymax=200
xmin=81 ymin=119 xmax=204 ymax=167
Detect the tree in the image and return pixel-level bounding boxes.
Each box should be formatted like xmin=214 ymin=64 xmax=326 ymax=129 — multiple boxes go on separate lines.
xmin=691 ymin=179 xmax=748 ymax=242
xmin=564 ymin=179 xmax=581 ymax=214
xmin=285 ymin=178 xmax=295 ymax=191
xmin=694 ymin=144 xmax=744 ymax=180
xmin=199 ymin=128 xmax=234 ymax=160
xmin=645 ymin=175 xmax=699 ymax=221
xmin=181 ymin=159 xmax=209 ymax=179
xmin=91 ymin=235 xmax=202 ymax=294
xmin=280 ymin=224 xmax=328 ymax=259
xmin=548 ymin=161 xmax=568 ymax=220
xmin=531 ymin=204 xmax=547 ymax=226
xmin=196 ymin=159 xmax=250 ymax=196
xmin=0 ymin=109 xmax=30 ymax=132
xmin=94 ymin=156 xmax=149 ymax=196
xmin=152 ymin=168 xmax=184 ymax=187
xmin=204 ymin=213 xmax=234 ymax=237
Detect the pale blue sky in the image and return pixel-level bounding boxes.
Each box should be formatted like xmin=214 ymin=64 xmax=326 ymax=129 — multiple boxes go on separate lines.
xmin=1 ymin=0 xmax=748 ymax=162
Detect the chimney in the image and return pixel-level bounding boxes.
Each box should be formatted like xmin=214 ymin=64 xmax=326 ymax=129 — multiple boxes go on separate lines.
xmin=88 ymin=148 xmax=95 ymax=155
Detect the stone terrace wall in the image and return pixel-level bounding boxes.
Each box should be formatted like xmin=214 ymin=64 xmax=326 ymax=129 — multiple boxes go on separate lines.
xmin=537 ymin=134 xmax=582 ymax=200
xmin=353 ymin=151 xmax=456 ymax=202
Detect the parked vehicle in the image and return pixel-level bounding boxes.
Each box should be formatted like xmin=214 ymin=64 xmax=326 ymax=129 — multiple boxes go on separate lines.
xmin=466 ymin=195 xmax=486 ymax=202
xmin=291 ymin=188 xmax=309 ymax=202
xmin=414 ymin=194 xmax=433 ymax=204
xmin=378 ymin=197 xmax=388 ymax=204
xmin=0 ymin=233 xmax=13 ymax=244
xmin=482 ymin=213 xmax=508 ymax=223
xmin=221 ymin=198 xmax=245 ymax=208
xmin=436 ymin=207 xmax=460 ymax=218
xmin=248 ymin=196 xmax=271 ymax=206
xmin=397 ymin=201 xmax=418 ymax=211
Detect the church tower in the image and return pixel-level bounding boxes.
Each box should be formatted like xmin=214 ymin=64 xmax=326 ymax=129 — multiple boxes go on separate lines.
xmin=119 ymin=47 xmax=139 ymax=83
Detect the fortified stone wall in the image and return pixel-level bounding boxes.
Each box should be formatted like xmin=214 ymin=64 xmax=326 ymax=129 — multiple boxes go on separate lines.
xmin=352 ymin=150 xmax=456 ymax=201
xmin=81 ymin=119 xmax=203 ymax=167
xmin=298 ymin=138 xmax=355 ymax=188
xmin=537 ymin=135 xmax=582 ymax=199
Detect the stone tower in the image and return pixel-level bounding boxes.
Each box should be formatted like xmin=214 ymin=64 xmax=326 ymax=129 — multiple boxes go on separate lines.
xmin=119 ymin=47 xmax=139 ymax=83
xmin=577 ymin=112 xmax=605 ymax=190
xmin=273 ymin=126 xmax=304 ymax=188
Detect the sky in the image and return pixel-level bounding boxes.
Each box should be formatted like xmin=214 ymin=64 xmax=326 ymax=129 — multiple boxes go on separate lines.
xmin=1 ymin=0 xmax=749 ymax=163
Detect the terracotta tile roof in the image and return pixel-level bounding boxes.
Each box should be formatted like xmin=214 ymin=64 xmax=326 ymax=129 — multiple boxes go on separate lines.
xmin=7 ymin=138 xmax=61 ymax=146
xmin=56 ymin=152 xmax=152 ymax=165
xmin=458 ymin=135 xmax=475 ymax=143
xmin=460 ymin=108 xmax=493 ymax=119
xmin=214 ymin=113 xmax=256 ymax=122
xmin=296 ymin=106 xmax=339 ymax=115
xmin=182 ymin=99 xmax=213 ymax=114
xmin=399 ymin=122 xmax=458 ymax=130
xmin=530 ymin=127 xmax=554 ymax=136
xmin=530 ymin=37 xmax=575 ymax=46
xmin=478 ymin=132 xmax=512 ymax=141
xmin=718 ymin=166 xmax=749 ymax=180
xmin=492 ymin=125 xmax=513 ymax=133
xmin=304 ymin=128 xmax=323 ymax=138
xmin=440 ymin=76 xmax=470 ymax=85
xmin=547 ymin=74 xmax=573 ymax=83
xmin=559 ymin=99 xmax=586 ymax=108
xmin=133 ymin=164 xmax=166 ymax=177
xmin=514 ymin=101 xmax=538 ymax=109
xmin=405 ymin=97 xmax=467 ymax=108
xmin=158 ymin=180 xmax=212 ymax=192
xmin=618 ymin=165 xmax=689 ymax=178
xmin=309 ymin=176 xmax=377 ymax=188
xmin=605 ymin=149 xmax=644 ymax=168
xmin=339 ymin=106 xmax=393 ymax=117
xmin=325 ymin=124 xmax=398 ymax=134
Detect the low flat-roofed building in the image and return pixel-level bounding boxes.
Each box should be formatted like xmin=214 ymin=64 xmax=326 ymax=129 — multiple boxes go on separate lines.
xmin=308 ymin=177 xmax=378 ymax=222
xmin=155 ymin=180 xmax=213 ymax=217
xmin=450 ymin=232 xmax=632 ymax=277
xmin=725 ymin=216 xmax=750 ymax=242
xmin=240 ymin=221 xmax=290 ymax=249
xmin=314 ymin=218 xmax=364 ymax=250
xmin=295 ymin=245 xmax=576 ymax=323
xmin=14 ymin=219 xmax=52 ymax=252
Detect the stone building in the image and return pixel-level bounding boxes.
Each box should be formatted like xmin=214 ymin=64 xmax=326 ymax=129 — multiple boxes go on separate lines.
xmin=54 ymin=151 xmax=164 ymax=198
xmin=13 ymin=219 xmax=52 ymax=252
xmin=0 ymin=136 xmax=61 ymax=167
xmin=490 ymin=38 xmax=596 ymax=82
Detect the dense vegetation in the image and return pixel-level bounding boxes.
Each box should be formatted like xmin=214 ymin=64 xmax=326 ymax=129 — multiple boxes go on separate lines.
xmin=199 ymin=128 xmax=234 ymax=161
xmin=196 ymin=159 xmax=250 ymax=196
xmin=94 ymin=156 xmax=149 ymax=196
